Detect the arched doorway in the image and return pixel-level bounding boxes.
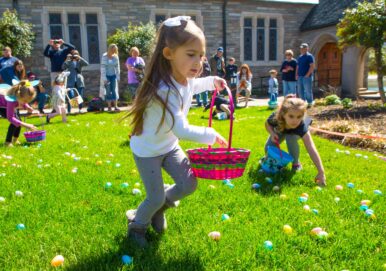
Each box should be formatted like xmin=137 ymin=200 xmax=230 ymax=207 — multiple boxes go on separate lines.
xmin=317 ymin=43 xmax=342 ymax=87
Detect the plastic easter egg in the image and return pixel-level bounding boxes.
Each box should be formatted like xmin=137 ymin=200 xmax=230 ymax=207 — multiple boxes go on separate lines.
xmin=263 ymin=241 xmax=273 ymax=250
xmin=134 ymin=182 xmax=141 ymax=188
xmin=71 ymin=168 xmax=78 ymax=173
xmin=315 ymin=186 xmax=322 ymax=192
xmin=365 ymin=209 xmax=374 ymax=217
xmin=108 ymin=153 xmax=114 ymax=157
xmin=303 ymin=205 xmax=311 ymax=212
xmin=132 ymin=188 xmax=141 ymax=195
xmin=222 ymin=179 xmax=231 ymax=185
xmin=252 ymin=183 xmax=261 ymax=189
xmin=105 ymin=182 xmax=112 ymax=189
xmin=208 ymin=231 xmax=221 ymax=241
xmin=0 ymin=196 xmax=5 ymax=203
xmin=356 ymin=189 xmax=363 ymax=194
xmin=301 ymin=193 xmax=309 ymax=198
xmin=374 ymin=190 xmax=383 ymax=196
xmin=279 ymin=194 xmax=288 ymax=200
xmin=221 ymin=214 xmax=230 ymax=221
xmin=208 ymin=185 xmax=216 ymax=189
xmin=51 ymin=255 xmax=64 ymax=267
xmin=355 ymin=153 xmax=362 ymax=157
xmin=265 ymin=177 xmax=273 ymax=184
xmin=360 ymin=200 xmax=371 ymax=206
xmin=298 ymin=196 xmax=308 ymax=203
xmin=15 ymin=191 xmax=23 ymax=197
xmin=335 ymin=148 xmax=340 ymax=152
xmin=359 ymin=205 xmax=369 ymax=211
xmin=115 ymin=163 xmax=121 ymax=168
xmin=273 ymin=186 xmax=280 ymax=192
xmin=345 ymin=150 xmax=350 ymax=155
xmin=363 ymin=155 xmax=368 ymax=159
xmin=335 ymin=185 xmax=343 ymax=191
xmin=310 ymin=227 xmax=323 ymax=235
xmin=16 ymin=223 xmax=25 ymax=230
xmin=225 ymin=183 xmax=235 ymax=189
xmin=317 ymin=231 xmax=328 ymax=239
xmin=131 ymin=169 xmax=137 ymax=174
xmin=120 ymin=183 xmax=129 ymax=188
xmin=96 ymin=160 xmax=103 ymax=165
xmin=121 ymin=255 xmax=133 ymax=265
xmin=312 ymin=209 xmax=319 ymax=215
xmin=283 ymin=225 xmax=293 ymax=234
xmin=347 ymin=183 xmax=354 ymax=188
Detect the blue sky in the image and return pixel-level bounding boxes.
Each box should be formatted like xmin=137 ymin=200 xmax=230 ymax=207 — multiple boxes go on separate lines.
xmin=264 ymin=0 xmax=318 ymax=3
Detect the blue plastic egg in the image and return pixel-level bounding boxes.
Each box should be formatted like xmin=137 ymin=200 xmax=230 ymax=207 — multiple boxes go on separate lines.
xmin=121 ymin=183 xmax=129 ymax=188
xmin=252 ymin=183 xmax=261 ymax=189
xmin=222 ymin=179 xmax=231 ymax=185
xmin=265 ymin=177 xmax=273 ymax=184
xmin=105 ymin=182 xmax=112 ymax=189
xmin=374 ymin=190 xmax=383 ymax=196
xmin=312 ymin=209 xmax=319 ymax=215
xmin=122 ymin=255 xmax=133 ymax=265
xmin=298 ymin=196 xmax=308 ymax=203
xmin=16 ymin=224 xmax=25 ymax=230
xmin=356 ymin=190 xmax=363 ymax=194
xmin=221 ymin=214 xmax=230 ymax=221
xmin=365 ymin=209 xmax=374 ymax=217
xmin=347 ymin=183 xmax=354 ymax=188
xmin=225 ymin=183 xmax=235 ymax=189
xmin=359 ymin=205 xmax=368 ymax=211
xmin=263 ymin=241 xmax=273 ymax=250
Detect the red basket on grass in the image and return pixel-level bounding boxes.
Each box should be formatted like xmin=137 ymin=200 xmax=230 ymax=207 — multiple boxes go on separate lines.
xmin=187 ymin=86 xmax=250 ymax=180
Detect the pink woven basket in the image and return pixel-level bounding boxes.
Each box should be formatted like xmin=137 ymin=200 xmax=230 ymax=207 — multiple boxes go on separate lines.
xmin=187 ymin=86 xmax=250 ymax=180
xmin=24 ymin=130 xmax=46 ymax=142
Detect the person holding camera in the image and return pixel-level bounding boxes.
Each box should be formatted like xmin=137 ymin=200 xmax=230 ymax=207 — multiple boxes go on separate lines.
xmin=43 ymin=39 xmax=75 ymax=84
xmin=62 ymin=50 xmax=89 ymax=113
xmin=125 ymin=47 xmax=145 ymax=102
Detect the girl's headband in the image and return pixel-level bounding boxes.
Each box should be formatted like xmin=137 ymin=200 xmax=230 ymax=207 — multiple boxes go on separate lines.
xmin=164 ymin=16 xmax=191 ymax=27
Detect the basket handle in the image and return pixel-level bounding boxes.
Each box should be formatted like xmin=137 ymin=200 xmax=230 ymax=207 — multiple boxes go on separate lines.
xmin=208 ymin=85 xmax=235 ymax=151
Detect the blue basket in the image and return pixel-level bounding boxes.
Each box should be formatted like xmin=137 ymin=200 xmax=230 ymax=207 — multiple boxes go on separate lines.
xmin=261 ymin=146 xmax=293 ymax=173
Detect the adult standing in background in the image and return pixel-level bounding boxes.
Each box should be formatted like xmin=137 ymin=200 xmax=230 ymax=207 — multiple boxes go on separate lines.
xmin=100 ymin=44 xmax=120 ymax=112
xmin=280 ymin=49 xmax=297 ymax=96
xmin=43 ymin=39 xmax=75 ymax=83
xmin=0 ymin=47 xmax=19 ymax=70
xmin=125 ymin=47 xmax=145 ymax=102
xmin=209 ymin=47 xmax=225 ymax=78
xmin=0 ymin=60 xmax=27 ymax=85
xmin=195 ymin=56 xmax=211 ymax=107
xmin=296 ymin=43 xmax=315 ymax=107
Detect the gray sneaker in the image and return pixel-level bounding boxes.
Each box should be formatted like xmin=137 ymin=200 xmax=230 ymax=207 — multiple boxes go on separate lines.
xmin=128 ymin=222 xmax=148 ymax=248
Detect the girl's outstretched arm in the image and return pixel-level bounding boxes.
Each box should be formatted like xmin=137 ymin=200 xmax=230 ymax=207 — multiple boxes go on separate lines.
xmin=302 ymin=131 xmax=326 ymax=186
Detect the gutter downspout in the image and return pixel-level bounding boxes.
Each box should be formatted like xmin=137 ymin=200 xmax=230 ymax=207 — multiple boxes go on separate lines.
xmin=12 ymin=0 xmax=19 ymax=12
xmin=222 ymin=0 xmax=228 ymax=60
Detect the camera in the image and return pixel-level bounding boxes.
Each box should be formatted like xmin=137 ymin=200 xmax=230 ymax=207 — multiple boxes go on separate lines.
xmin=53 ymin=40 xmax=60 ymax=44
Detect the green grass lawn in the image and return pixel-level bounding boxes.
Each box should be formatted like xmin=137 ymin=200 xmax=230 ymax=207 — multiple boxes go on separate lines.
xmin=0 ymin=107 xmax=385 ymax=271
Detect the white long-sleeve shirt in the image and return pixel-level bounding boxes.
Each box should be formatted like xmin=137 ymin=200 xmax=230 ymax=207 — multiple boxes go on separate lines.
xmin=130 ymin=76 xmax=218 ymax=157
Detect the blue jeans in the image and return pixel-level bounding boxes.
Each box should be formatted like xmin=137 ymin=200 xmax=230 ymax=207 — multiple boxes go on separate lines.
xmin=269 ymin=92 xmax=278 ymax=102
xmin=32 ymin=92 xmax=48 ymax=111
xmin=297 ymin=76 xmax=313 ymax=104
xmin=283 ymin=81 xmax=297 ymax=97
xmin=195 ymin=91 xmax=208 ymax=106
xmin=128 ymin=83 xmax=139 ymax=100
xmin=105 ymin=75 xmax=117 ymax=102
xmin=66 ymin=88 xmax=74 ymax=113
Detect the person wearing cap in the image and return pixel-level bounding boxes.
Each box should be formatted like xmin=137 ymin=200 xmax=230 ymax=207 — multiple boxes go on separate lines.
xmin=209 ymin=47 xmax=225 ymax=78
xmin=296 ymin=43 xmax=315 ymax=107
xmin=27 ymin=72 xmax=47 ymax=114
xmin=43 ymin=39 xmax=75 ymax=84
xmin=0 ymin=46 xmax=19 ymax=71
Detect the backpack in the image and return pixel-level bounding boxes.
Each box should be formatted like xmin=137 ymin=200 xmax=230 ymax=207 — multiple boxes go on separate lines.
xmin=87 ymin=97 xmax=105 ymax=112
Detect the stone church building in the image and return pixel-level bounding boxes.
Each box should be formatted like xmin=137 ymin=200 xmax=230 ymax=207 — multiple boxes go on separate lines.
xmin=0 ymin=0 xmax=370 ymax=98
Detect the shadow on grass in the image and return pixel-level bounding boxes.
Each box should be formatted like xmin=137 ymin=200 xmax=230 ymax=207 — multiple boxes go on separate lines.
xmin=66 ymin=231 xmax=204 ymax=271
xmin=120 ymin=140 xmax=131 ymax=148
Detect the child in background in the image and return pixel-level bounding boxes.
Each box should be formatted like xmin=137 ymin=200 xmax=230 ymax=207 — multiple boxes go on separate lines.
xmin=268 ymin=69 xmax=279 ymax=108
xmin=225 ymin=57 xmax=238 ymax=105
xmin=263 ymin=94 xmax=326 ymax=186
xmin=0 ymin=81 xmax=37 ymax=146
xmin=236 ymin=64 xmax=252 ymax=107
xmin=46 ymin=72 xmax=69 ymax=123
xmin=124 ymin=16 xmax=228 ymax=248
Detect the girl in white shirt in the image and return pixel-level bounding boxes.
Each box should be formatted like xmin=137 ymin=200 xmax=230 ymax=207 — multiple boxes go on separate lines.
xmin=47 ymin=72 xmax=69 ymax=123
xmin=124 ymin=16 xmax=227 ymax=248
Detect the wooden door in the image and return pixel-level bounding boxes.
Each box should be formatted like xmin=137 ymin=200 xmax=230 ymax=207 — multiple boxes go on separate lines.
xmin=317 ymin=43 xmax=342 ymax=87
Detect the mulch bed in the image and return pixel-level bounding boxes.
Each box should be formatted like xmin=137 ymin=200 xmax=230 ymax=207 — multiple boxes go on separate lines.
xmin=307 ymin=100 xmax=386 ymax=155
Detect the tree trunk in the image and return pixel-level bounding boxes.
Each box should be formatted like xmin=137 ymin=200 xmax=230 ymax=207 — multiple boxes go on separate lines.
xmin=375 ymin=47 xmax=386 ymax=103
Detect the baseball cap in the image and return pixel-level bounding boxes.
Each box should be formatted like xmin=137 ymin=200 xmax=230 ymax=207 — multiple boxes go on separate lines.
xmin=217 ymin=47 xmax=224 ymax=52
xmin=300 ymin=43 xmax=309 ymax=48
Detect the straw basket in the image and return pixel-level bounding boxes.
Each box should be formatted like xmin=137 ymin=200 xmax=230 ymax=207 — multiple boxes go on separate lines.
xmin=187 ymin=86 xmax=250 ymax=180
xmin=67 ymin=88 xmax=83 ymax=108
xmin=261 ymin=145 xmax=293 ymax=174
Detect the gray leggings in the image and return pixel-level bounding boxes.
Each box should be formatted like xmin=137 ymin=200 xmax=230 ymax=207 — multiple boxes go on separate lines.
xmin=132 ymin=146 xmax=197 ymax=226
xmin=264 ymin=134 xmax=300 ymax=164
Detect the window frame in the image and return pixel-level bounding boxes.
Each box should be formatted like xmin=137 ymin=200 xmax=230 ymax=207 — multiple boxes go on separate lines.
xmin=240 ymin=12 xmax=284 ymax=67
xmin=150 ymin=9 xmax=204 ymax=30
xmin=41 ymin=7 xmax=107 ymax=71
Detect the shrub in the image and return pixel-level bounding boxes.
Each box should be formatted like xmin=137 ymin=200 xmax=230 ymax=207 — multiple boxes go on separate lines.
xmin=341 ymin=98 xmax=353 ymax=109
xmin=0 ymin=9 xmax=35 ymax=58
xmin=325 ymin=95 xmax=341 ymax=105
xmin=107 ymin=22 xmax=156 ymax=58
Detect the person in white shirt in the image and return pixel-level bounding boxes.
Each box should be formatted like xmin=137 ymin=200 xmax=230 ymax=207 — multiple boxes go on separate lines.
xmin=123 ymin=16 xmax=227 ymax=248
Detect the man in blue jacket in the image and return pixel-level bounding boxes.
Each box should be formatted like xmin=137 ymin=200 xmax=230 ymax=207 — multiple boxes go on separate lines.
xmin=0 ymin=46 xmax=19 ymax=70
xmin=43 ymin=39 xmax=75 ymax=84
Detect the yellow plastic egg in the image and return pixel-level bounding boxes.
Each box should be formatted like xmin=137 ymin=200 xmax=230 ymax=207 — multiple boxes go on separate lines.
xmin=279 ymin=194 xmax=288 ymax=200
xmin=283 ymin=224 xmax=293 ymax=234
xmin=51 ymin=255 xmax=64 ymax=267
xmin=301 ymin=193 xmax=309 ymax=198
xmin=96 ymin=160 xmax=103 ymax=165
xmin=360 ymin=200 xmax=371 ymax=206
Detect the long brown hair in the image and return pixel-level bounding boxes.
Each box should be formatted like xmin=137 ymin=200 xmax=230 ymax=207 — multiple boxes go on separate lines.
xmin=13 ymin=60 xmax=26 ymax=80
xmin=125 ymin=18 xmax=205 ymax=136
xmin=275 ymin=94 xmax=307 ymax=132
xmin=239 ymin=64 xmax=252 ymax=81
xmin=7 ymin=80 xmax=36 ymax=103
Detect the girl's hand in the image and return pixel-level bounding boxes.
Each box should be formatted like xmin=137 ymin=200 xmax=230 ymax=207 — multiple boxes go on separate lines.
xmin=315 ymin=172 xmax=326 ymax=187
xmin=215 ymin=133 xmax=228 ymax=148
xmin=25 ymin=123 xmax=37 ymax=131
xmin=270 ymin=132 xmax=279 ymax=142
xmin=214 ymin=77 xmax=227 ymax=91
